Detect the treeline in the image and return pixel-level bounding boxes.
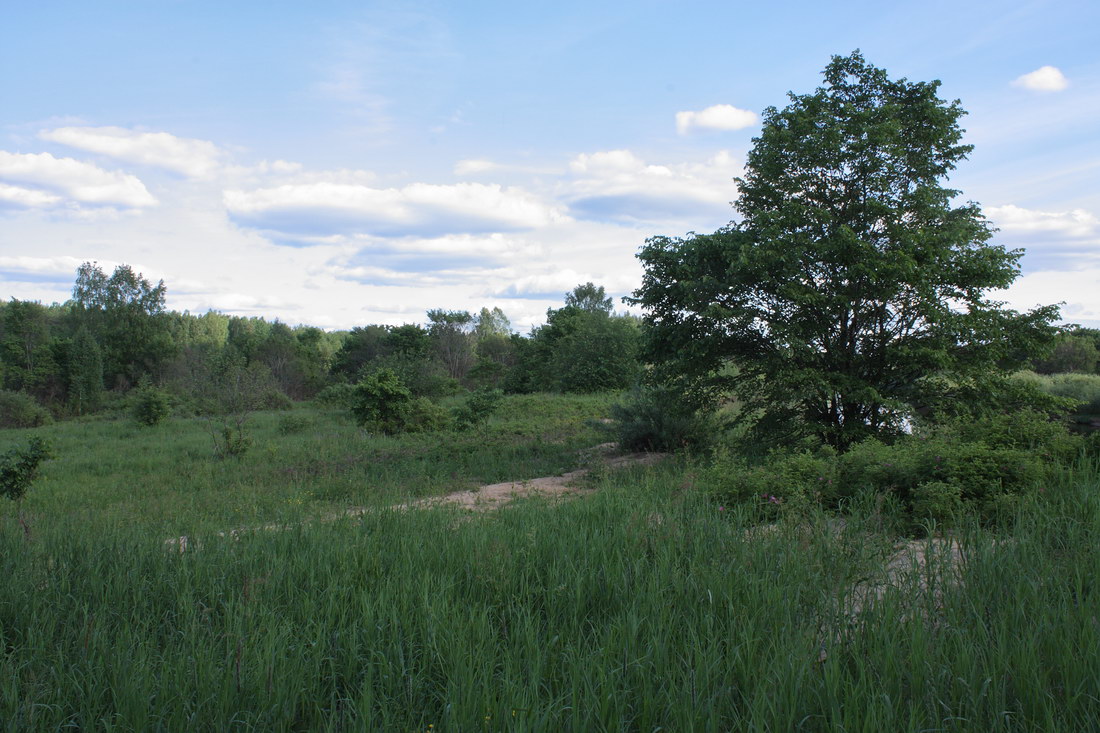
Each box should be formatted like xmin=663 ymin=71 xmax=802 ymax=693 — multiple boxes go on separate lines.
xmin=0 ymin=263 xmax=641 ymax=427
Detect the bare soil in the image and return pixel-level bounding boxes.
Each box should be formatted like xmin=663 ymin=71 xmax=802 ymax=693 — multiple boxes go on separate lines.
xmin=168 ymin=444 xmax=666 ymax=550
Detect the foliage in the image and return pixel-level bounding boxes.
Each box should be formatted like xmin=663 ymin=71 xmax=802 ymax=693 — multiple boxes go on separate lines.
xmin=402 ymin=396 xmax=452 ymax=433
xmin=132 ymin=379 xmax=172 ymax=426
xmin=0 ymin=436 xmax=53 ymax=501
xmin=0 ymin=390 xmax=53 ymax=429
xmin=195 ymin=354 xmax=281 ymax=458
xmin=612 ymin=384 xmax=718 ymax=452
xmin=1032 ymin=331 xmax=1099 ymax=374
xmin=564 ymin=282 xmax=613 ymax=313
xmin=0 ymin=299 xmax=64 ymax=401
xmin=67 ymin=326 xmax=104 ymax=415
xmin=704 ymin=410 xmax=1082 ymax=526
xmin=452 ymin=388 xmax=504 ymax=430
xmin=72 ymin=262 xmax=175 ymax=388
xmin=314 ymin=382 xmax=357 ymax=408
xmin=276 ymin=412 xmax=313 ymax=435
xmin=351 ymin=368 xmax=415 ymax=434
xmin=1025 ymin=371 xmax=1100 ymax=416
xmin=510 ymin=285 xmax=641 ymax=394
xmin=552 ymin=312 xmax=641 ymax=393
xmin=631 ymin=52 xmax=1060 ymax=449
xmin=427 ymin=309 xmax=476 ymax=381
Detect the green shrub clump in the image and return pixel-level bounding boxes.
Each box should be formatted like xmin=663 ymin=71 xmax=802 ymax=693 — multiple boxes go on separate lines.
xmin=0 ymin=390 xmax=53 ymax=429
xmin=0 ymin=437 xmax=53 ymax=501
xmin=612 ymin=385 xmax=717 ymax=452
xmin=276 ymin=413 xmax=313 ymax=435
xmin=351 ymin=369 xmax=449 ymax=434
xmin=452 ymin=388 xmax=504 ymax=430
xmin=704 ymin=411 xmax=1083 ymax=526
xmin=132 ymin=382 xmax=171 ymax=426
xmin=314 ymin=382 xmax=356 ymax=408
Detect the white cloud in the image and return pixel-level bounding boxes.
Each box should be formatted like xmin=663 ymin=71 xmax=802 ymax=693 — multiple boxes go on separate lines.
xmin=1005 ymin=267 xmax=1100 ymax=326
xmin=987 ymin=204 xmax=1099 ymax=239
xmin=0 ymin=151 xmax=157 ymax=208
xmin=1011 ymin=66 xmax=1069 ymax=92
xmin=0 ymin=183 xmax=62 ymax=208
xmin=454 ymin=158 xmax=500 ymax=175
xmin=565 ymin=149 xmax=740 ymax=225
xmin=491 ymin=268 xmax=637 ymax=298
xmin=40 ymin=126 xmax=224 ymax=178
xmin=0 ymin=254 xmax=87 ymax=277
xmin=224 ymin=181 xmax=566 ymax=238
xmin=676 ymin=104 xmax=758 ymax=135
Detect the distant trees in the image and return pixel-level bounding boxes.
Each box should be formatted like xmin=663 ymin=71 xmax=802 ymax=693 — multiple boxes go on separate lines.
xmin=507 ymin=284 xmax=640 ymax=394
xmin=67 ymin=326 xmax=103 ymax=415
xmin=0 ymin=263 xmax=644 ymax=427
xmin=1032 ymin=329 xmax=1100 ymax=375
xmin=72 ymin=262 xmax=175 ymax=388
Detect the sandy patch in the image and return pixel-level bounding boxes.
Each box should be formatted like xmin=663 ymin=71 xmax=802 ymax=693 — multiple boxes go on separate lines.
xmin=167 ymin=445 xmax=666 ymax=550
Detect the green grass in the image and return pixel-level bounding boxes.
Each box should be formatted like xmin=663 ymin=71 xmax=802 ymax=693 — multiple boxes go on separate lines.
xmin=0 ymin=393 xmax=615 ymax=534
xmin=2 ymin=395 xmax=1100 ymax=730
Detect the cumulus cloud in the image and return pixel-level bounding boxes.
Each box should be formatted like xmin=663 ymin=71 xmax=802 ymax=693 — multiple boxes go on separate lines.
xmin=676 ymin=104 xmax=758 ymax=135
xmin=490 ymin=267 xmax=639 ymax=300
xmin=1012 ymin=66 xmax=1069 ymax=92
xmin=0 ymin=183 xmax=62 ymax=208
xmin=987 ymin=204 xmax=1098 ymax=238
xmin=40 ymin=126 xmax=224 ymax=178
xmin=565 ymin=149 xmax=740 ymax=225
xmin=0 ymin=151 xmax=157 ymax=208
xmin=224 ymin=181 xmax=566 ymax=239
xmin=0 ymin=254 xmax=87 ymax=275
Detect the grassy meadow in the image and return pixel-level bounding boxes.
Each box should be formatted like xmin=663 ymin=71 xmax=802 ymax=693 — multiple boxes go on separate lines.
xmin=2 ymin=394 xmax=1100 ymax=730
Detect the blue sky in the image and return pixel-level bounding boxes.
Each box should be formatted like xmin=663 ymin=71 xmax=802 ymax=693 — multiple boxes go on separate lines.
xmin=2 ymin=0 xmax=1098 ymax=330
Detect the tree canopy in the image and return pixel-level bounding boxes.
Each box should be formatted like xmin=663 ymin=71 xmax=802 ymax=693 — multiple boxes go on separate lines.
xmin=631 ymin=51 xmax=1060 ymax=448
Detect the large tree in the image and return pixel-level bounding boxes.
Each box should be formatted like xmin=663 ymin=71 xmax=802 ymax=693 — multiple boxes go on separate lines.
xmin=72 ymin=262 xmax=174 ymax=388
xmin=631 ymin=52 xmax=1059 ymax=448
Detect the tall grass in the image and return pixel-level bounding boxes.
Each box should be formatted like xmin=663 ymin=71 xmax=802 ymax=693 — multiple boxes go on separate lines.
xmin=0 ymin=393 xmax=614 ymax=534
xmin=3 ymin=394 xmax=1099 ymax=730
xmin=3 ymin=456 xmax=1099 ymax=730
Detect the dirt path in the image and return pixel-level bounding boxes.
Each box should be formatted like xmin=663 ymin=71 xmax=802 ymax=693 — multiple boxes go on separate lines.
xmin=168 ymin=444 xmax=666 ymax=550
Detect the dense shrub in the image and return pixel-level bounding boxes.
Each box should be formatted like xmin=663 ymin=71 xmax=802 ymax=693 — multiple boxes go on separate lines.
xmin=452 ymin=388 xmax=504 ymax=430
xmin=701 ymin=448 xmax=837 ymax=520
xmin=0 ymin=390 xmax=52 ymax=429
xmin=612 ymin=385 xmax=717 ymax=452
xmin=276 ymin=413 xmax=313 ymax=435
xmin=262 ymin=389 xmax=294 ymax=411
xmin=1031 ymin=372 xmax=1100 ymax=416
xmin=314 ymin=382 xmax=356 ymax=408
xmin=403 ymin=397 xmax=451 ymax=433
xmin=704 ymin=411 xmax=1083 ymax=526
xmin=0 ymin=437 xmax=53 ymax=501
xmin=132 ymin=382 xmax=171 ymax=426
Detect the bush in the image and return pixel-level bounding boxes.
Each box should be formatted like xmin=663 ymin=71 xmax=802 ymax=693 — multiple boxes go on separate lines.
xmin=701 ymin=448 xmax=837 ymax=520
xmin=262 ymin=389 xmax=294 ymax=411
xmin=315 ymin=382 xmax=356 ymax=408
xmin=0 ymin=437 xmax=53 ymax=502
xmin=612 ymin=385 xmax=717 ymax=452
xmin=403 ymin=397 xmax=452 ymax=433
xmin=452 ymin=388 xmax=504 ymax=430
xmin=704 ymin=411 xmax=1082 ymax=526
xmin=1037 ymin=373 xmax=1100 ymax=416
xmin=351 ymin=369 xmax=414 ymax=434
xmin=0 ymin=390 xmax=52 ymax=429
xmin=276 ymin=413 xmax=312 ymax=435
xmin=132 ymin=382 xmax=171 ymax=426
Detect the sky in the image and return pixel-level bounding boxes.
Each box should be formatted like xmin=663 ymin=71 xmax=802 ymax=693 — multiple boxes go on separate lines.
xmin=1 ymin=0 xmax=1098 ymax=332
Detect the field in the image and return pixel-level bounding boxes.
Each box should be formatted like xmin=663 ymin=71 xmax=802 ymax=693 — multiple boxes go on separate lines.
xmin=2 ymin=394 xmax=1100 ymax=731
